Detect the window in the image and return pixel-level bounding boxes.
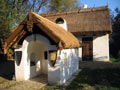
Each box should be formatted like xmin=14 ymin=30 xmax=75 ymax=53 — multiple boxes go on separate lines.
xmin=44 ymin=51 xmax=48 ymax=59
xmin=16 ymin=51 xmax=22 ymax=66
xmin=49 ymin=50 xmax=57 ymax=66
xmin=30 ymin=53 xmax=36 ymax=66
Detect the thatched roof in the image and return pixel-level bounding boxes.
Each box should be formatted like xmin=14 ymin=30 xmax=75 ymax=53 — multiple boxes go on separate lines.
xmin=41 ymin=6 xmax=112 ymax=35
xmin=4 ymin=11 xmax=80 ymax=53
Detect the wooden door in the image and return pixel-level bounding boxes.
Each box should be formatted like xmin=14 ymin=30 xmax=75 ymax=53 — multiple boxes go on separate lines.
xmin=82 ymin=37 xmax=93 ymax=61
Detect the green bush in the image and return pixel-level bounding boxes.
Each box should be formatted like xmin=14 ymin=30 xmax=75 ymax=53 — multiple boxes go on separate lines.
xmin=7 ymin=49 xmax=14 ymax=60
xmin=110 ymin=57 xmax=120 ymax=62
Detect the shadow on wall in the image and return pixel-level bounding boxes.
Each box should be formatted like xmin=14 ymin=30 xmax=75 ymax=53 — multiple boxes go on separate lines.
xmin=60 ymin=50 xmax=79 ymax=83
xmin=0 ymin=60 xmax=15 ymax=80
xmin=93 ymin=54 xmax=109 ymax=61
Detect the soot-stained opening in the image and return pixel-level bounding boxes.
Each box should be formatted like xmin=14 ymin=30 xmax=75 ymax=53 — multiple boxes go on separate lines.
xmin=56 ymin=17 xmax=64 ymax=24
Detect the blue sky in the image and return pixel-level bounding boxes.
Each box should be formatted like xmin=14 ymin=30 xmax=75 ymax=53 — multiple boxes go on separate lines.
xmin=80 ymin=0 xmax=120 ymax=12
xmin=40 ymin=0 xmax=120 ymax=14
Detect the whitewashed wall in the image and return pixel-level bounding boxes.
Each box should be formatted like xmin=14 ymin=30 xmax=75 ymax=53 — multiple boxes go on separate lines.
xmin=48 ymin=49 xmax=79 ymax=85
xmin=93 ymin=34 xmax=109 ymax=61
xmin=15 ymin=34 xmax=57 ymax=81
xmin=59 ymin=49 xmax=79 ymax=85
xmin=48 ymin=53 xmax=61 ymax=85
xmin=15 ymin=34 xmax=80 ymax=85
xmin=76 ymin=34 xmax=109 ymax=61
xmin=27 ymin=41 xmax=47 ymax=78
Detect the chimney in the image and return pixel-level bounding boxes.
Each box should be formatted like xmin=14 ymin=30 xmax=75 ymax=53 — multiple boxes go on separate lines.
xmin=83 ymin=4 xmax=87 ymax=8
xmin=56 ymin=17 xmax=68 ymax=31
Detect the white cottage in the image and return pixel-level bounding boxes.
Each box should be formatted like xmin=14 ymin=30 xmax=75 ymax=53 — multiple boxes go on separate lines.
xmin=3 ymin=6 xmax=112 ymax=85
xmin=41 ymin=6 xmax=112 ymax=61
xmin=4 ymin=11 xmax=80 ymax=85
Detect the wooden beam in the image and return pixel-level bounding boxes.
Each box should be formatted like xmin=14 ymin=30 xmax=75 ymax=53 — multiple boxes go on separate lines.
xmin=12 ymin=30 xmax=27 ymax=48
xmin=3 ymin=25 xmax=24 ymax=54
xmin=27 ymin=11 xmax=33 ymax=32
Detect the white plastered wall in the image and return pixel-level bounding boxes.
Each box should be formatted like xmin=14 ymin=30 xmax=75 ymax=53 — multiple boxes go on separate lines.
xmin=76 ymin=34 xmax=109 ymax=61
xmin=58 ymin=49 xmax=79 ymax=85
xmin=15 ymin=34 xmax=58 ymax=82
xmin=15 ymin=34 xmax=80 ymax=85
xmin=93 ymin=34 xmax=109 ymax=61
xmin=27 ymin=41 xmax=47 ymax=78
xmin=47 ymin=51 xmax=61 ymax=85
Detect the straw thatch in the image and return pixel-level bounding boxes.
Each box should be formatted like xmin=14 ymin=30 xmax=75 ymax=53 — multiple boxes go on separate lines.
xmin=41 ymin=6 xmax=112 ymax=35
xmin=4 ymin=11 xmax=80 ymax=53
xmin=32 ymin=12 xmax=80 ymax=48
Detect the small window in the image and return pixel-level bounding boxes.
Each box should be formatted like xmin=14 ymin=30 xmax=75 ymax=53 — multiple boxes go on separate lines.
xmin=30 ymin=61 xmax=36 ymax=66
xmin=49 ymin=50 xmax=57 ymax=67
xmin=30 ymin=53 xmax=36 ymax=66
xmin=44 ymin=51 xmax=48 ymax=60
xmin=16 ymin=51 xmax=22 ymax=66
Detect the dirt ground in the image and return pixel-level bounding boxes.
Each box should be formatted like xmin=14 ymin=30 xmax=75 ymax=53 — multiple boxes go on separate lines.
xmin=0 ymin=60 xmax=47 ymax=90
xmin=0 ymin=60 xmax=120 ymax=90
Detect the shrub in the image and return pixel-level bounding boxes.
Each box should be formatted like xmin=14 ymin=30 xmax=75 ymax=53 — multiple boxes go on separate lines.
xmin=7 ymin=49 xmax=14 ymax=60
xmin=110 ymin=56 xmax=120 ymax=62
